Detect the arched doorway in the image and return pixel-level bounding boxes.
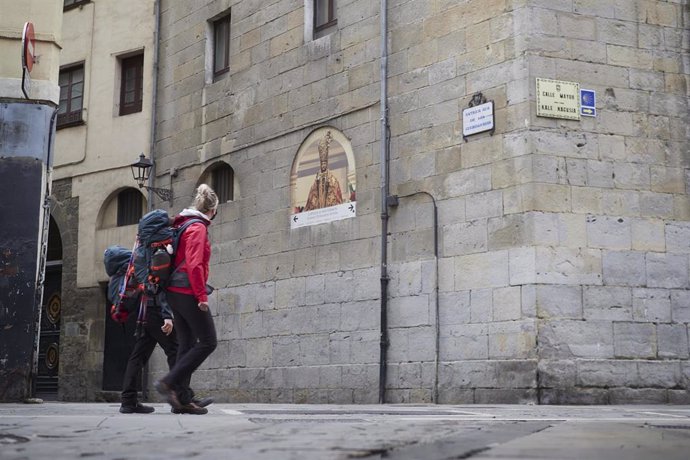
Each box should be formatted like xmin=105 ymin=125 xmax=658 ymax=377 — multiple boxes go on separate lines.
xmin=35 ymin=216 xmax=63 ymax=399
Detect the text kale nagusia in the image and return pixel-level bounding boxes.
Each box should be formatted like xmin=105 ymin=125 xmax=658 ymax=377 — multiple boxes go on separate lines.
xmin=540 ymin=91 xmax=577 ymax=114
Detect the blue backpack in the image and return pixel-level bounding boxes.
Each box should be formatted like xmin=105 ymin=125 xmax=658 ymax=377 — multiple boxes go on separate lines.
xmin=133 ymin=209 xmax=203 ymax=294
xmin=103 ymin=244 xmax=140 ymax=322
xmin=103 ymin=211 xmax=203 ymax=326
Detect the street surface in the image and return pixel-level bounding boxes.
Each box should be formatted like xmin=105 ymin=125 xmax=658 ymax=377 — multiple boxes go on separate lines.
xmin=1 ymin=403 xmax=689 ymax=459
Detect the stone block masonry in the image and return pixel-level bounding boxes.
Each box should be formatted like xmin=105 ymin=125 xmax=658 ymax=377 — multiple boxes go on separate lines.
xmin=149 ymin=0 xmax=690 ymax=404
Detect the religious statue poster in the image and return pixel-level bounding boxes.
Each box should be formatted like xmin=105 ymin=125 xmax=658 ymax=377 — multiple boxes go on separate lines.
xmin=290 ymin=127 xmax=356 ymax=229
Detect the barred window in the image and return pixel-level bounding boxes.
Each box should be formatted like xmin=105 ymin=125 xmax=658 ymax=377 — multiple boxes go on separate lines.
xmin=117 ymin=189 xmax=143 ymax=227
xmin=212 ymin=164 xmax=234 ymax=203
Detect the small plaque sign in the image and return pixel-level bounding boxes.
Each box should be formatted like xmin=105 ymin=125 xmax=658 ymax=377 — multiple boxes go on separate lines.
xmin=462 ymin=101 xmax=494 ymax=139
xmin=580 ymin=89 xmax=596 ymax=117
xmin=536 ymin=78 xmax=580 ymax=120
xmin=291 ymin=202 xmax=356 ymax=229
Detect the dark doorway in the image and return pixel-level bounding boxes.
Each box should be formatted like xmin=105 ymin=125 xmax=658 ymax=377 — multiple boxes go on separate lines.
xmin=35 ymin=217 xmax=63 ymax=400
xmin=102 ymin=286 xmax=138 ymax=391
xmin=36 ymin=265 xmax=61 ymax=399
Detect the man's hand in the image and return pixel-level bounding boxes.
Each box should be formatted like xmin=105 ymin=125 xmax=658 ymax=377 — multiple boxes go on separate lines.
xmin=198 ymin=301 xmax=209 ymax=312
xmin=161 ymin=319 xmax=173 ymax=335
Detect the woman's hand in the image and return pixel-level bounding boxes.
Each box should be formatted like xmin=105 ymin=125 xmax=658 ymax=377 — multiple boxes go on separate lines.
xmin=198 ymin=301 xmax=209 ymax=312
xmin=161 ymin=319 xmax=173 ymax=335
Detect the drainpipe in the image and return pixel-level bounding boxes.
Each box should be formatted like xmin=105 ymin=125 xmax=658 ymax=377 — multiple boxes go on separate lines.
xmin=142 ymin=0 xmax=161 ymax=401
xmin=147 ymin=0 xmax=161 ymax=198
xmin=378 ymin=0 xmax=390 ymax=405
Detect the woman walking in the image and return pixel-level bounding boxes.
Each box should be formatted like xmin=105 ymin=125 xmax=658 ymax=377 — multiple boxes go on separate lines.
xmin=155 ymin=184 xmax=219 ymax=415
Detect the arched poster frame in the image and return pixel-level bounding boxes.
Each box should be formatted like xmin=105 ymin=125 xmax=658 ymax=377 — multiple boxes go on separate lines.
xmin=289 ymin=127 xmax=356 ymax=228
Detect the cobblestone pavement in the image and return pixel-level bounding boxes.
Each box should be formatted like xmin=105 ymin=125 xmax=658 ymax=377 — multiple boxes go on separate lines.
xmin=1 ymin=403 xmax=689 ymax=459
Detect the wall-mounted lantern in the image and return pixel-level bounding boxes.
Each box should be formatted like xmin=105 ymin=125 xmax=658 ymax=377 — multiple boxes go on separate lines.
xmin=130 ymin=153 xmax=173 ymax=203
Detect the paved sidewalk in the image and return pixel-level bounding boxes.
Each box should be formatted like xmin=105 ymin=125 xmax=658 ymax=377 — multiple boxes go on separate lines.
xmin=1 ymin=403 xmax=689 ymax=459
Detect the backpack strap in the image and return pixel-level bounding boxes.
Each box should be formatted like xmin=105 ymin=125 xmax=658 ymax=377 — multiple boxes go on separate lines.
xmin=172 ymin=218 xmax=205 ymax=252
xmin=115 ymin=239 xmax=138 ymax=308
xmin=167 ymin=218 xmax=206 ymax=288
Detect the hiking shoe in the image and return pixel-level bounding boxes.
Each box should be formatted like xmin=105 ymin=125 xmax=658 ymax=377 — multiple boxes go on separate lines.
xmin=119 ymin=403 xmax=155 ymax=414
xmin=154 ymin=380 xmax=182 ymax=410
xmin=174 ymin=402 xmax=208 ymax=415
xmin=171 ymin=397 xmax=213 ymax=414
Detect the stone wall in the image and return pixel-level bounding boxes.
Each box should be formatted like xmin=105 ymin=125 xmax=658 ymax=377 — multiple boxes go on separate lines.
xmin=51 ymin=179 xmax=84 ymax=400
xmin=521 ymin=0 xmax=690 ymax=404
xmin=152 ymin=0 xmax=690 ymax=404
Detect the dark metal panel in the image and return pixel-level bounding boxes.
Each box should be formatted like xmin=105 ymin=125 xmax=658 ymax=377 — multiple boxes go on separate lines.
xmin=0 ymin=157 xmax=44 ymax=401
xmin=0 ymin=101 xmax=54 ymax=401
xmin=0 ymin=102 xmax=55 ymax=165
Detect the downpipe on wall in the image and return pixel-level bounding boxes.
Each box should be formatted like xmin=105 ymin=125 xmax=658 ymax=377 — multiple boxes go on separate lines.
xmin=378 ymin=0 xmax=390 ymax=404
xmin=142 ymin=0 xmax=162 ymax=402
xmin=377 ymin=0 xmax=441 ymax=403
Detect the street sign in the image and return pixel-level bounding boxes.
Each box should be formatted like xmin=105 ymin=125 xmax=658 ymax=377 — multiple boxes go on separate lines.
xmin=21 ymin=22 xmax=36 ymax=99
xmin=463 ymin=101 xmax=494 ymax=138
xmin=22 ymin=22 xmax=36 ymax=72
xmin=536 ymin=78 xmax=580 ymax=121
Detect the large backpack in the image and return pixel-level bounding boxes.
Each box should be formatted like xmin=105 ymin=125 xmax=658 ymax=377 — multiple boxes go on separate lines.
xmin=133 ymin=209 xmax=203 ymax=294
xmin=103 ymin=244 xmax=140 ymax=323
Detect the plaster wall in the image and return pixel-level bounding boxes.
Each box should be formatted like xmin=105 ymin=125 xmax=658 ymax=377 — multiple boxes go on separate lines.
xmin=54 ymin=0 xmax=157 ymax=288
xmin=0 ymin=0 xmax=62 ymax=102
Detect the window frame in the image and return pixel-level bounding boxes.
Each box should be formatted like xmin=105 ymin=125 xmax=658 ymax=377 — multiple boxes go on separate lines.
xmin=57 ymin=63 xmax=85 ymax=129
xmin=213 ymin=14 xmax=231 ymax=80
xmin=119 ymin=53 xmax=144 ymax=116
xmin=314 ymin=0 xmax=337 ymax=35
xmin=63 ymin=0 xmax=90 ymax=12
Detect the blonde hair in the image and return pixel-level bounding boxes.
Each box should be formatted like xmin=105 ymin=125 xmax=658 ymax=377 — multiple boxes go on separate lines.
xmin=193 ymin=183 xmax=219 ymax=214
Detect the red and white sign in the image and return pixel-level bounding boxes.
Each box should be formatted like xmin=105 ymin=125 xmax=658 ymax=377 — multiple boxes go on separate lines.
xmin=22 ymin=22 xmax=36 ymax=72
xmin=21 ymin=22 xmax=35 ymax=99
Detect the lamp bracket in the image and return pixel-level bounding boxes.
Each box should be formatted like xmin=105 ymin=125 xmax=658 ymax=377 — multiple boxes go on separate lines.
xmin=141 ymin=185 xmax=173 ymax=203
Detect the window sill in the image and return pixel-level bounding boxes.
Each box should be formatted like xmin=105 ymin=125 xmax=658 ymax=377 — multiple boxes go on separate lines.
xmin=63 ymin=0 xmax=91 ymax=12
xmin=314 ymin=19 xmax=337 ymax=39
xmin=212 ymin=68 xmax=230 ymax=83
xmin=119 ymin=107 xmax=143 ymax=117
xmin=56 ymin=119 xmax=85 ymax=130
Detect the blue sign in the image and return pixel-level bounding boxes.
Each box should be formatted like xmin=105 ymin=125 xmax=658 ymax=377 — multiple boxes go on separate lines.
xmin=580 ymin=89 xmax=596 ymax=117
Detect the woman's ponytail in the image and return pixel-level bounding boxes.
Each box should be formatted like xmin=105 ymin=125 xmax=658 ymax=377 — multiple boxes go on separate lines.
xmin=193 ymin=184 xmax=219 ymax=214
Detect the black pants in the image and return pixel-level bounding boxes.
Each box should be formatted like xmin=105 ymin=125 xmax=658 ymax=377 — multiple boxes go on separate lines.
xmin=162 ymin=291 xmax=217 ymax=403
xmin=121 ymin=307 xmax=177 ymax=406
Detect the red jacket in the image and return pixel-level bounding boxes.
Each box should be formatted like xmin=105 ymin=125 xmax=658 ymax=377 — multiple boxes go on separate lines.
xmin=168 ymin=214 xmax=211 ymax=303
